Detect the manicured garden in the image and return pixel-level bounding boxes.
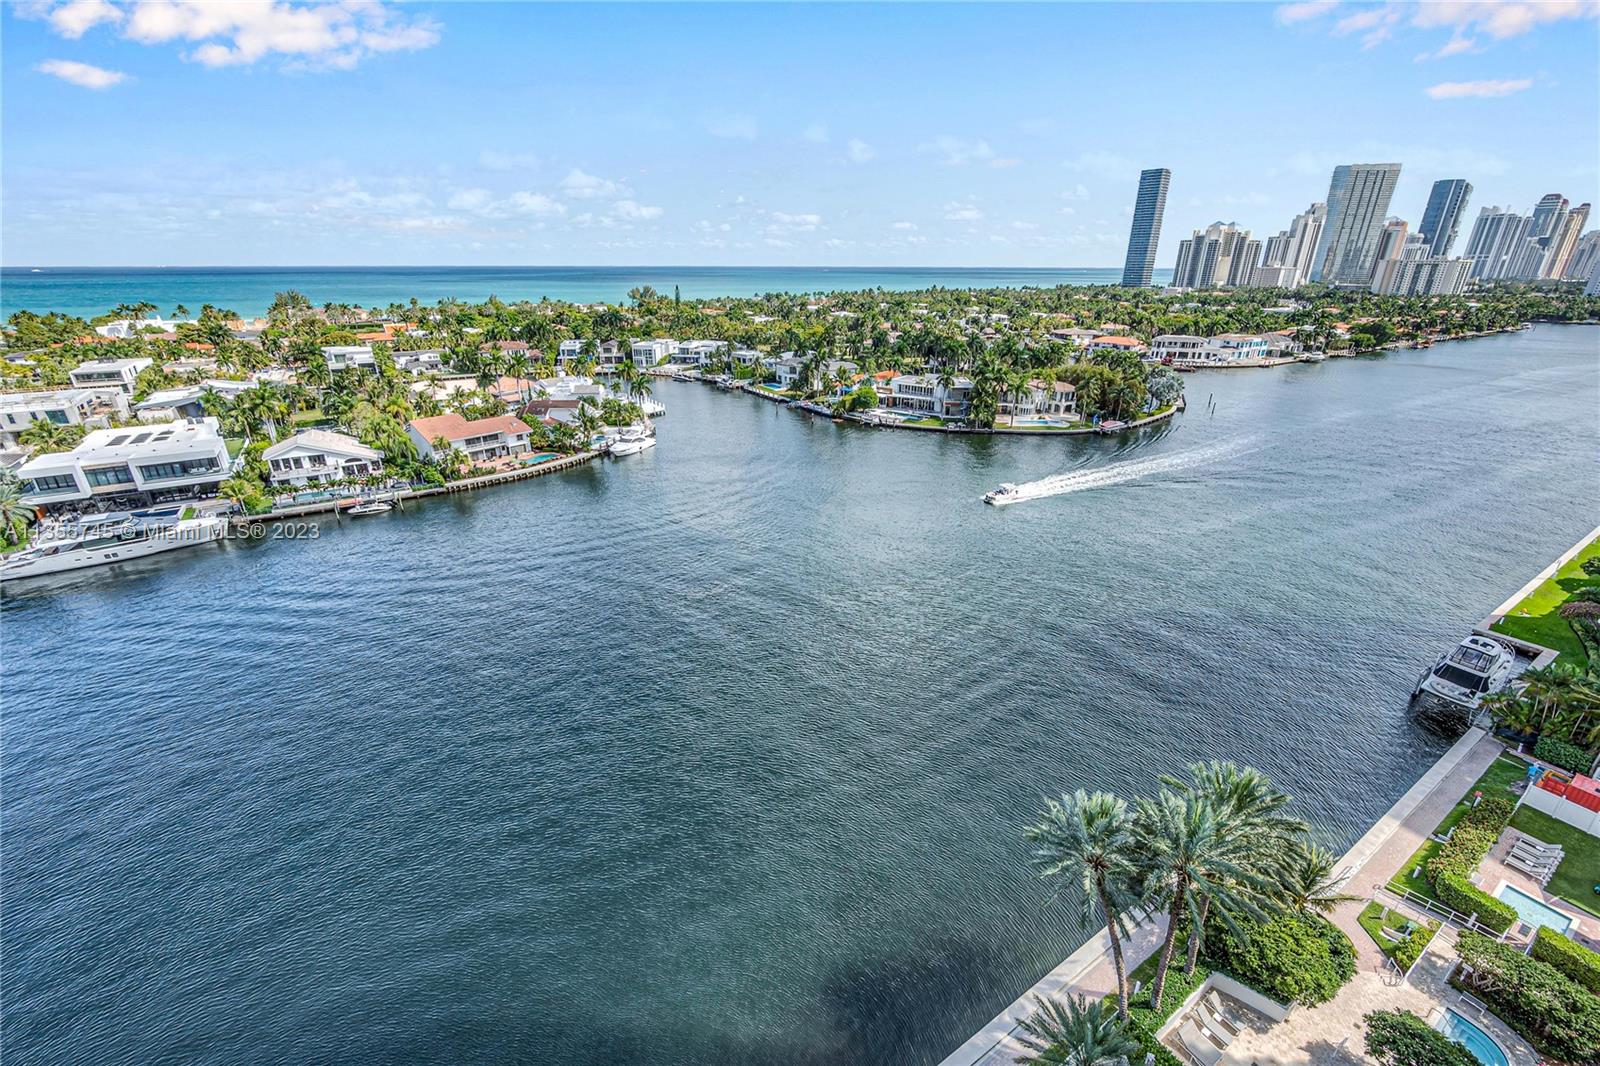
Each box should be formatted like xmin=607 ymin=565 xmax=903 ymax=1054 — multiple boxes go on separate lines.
xmin=1388 ymin=755 xmax=1530 ymax=904
xmin=1508 ymin=805 xmax=1600 ymax=918
xmin=1492 ymin=537 xmax=1600 ymax=665
xmin=1357 ymin=902 xmax=1439 ymax=972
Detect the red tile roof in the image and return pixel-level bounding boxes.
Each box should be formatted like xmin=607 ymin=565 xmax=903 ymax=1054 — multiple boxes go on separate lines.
xmin=408 ymin=413 xmax=533 ymax=444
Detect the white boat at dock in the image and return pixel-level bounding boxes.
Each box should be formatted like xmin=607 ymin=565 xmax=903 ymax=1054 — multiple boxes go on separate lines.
xmin=345 ymin=500 xmax=394 ymax=516
xmin=0 ymin=507 xmax=226 ymax=581
xmin=1412 ymin=634 xmax=1517 ymax=711
xmin=608 ymin=426 xmax=657 ymax=456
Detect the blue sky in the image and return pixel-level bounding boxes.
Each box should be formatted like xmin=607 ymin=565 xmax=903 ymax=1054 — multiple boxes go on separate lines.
xmin=3 ymin=1 xmax=1596 ymax=268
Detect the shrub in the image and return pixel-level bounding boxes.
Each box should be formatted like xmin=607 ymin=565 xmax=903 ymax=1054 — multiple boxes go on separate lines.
xmin=1535 ymin=734 xmax=1592 ymax=774
xmin=1425 ymin=823 xmax=1501 ymax=883
xmin=1434 ymin=873 xmax=1518 ymax=933
xmin=1364 ymin=1010 xmax=1479 ymax=1066
xmin=1460 ymin=794 xmax=1515 ymax=829
xmin=1391 ymin=923 xmax=1436 ymax=974
xmin=1583 ymin=557 xmax=1600 ymax=577
xmin=1456 ymin=931 xmax=1600 ymax=1062
xmin=1206 ymin=912 xmax=1355 ymax=1007
xmin=1530 ymin=925 xmax=1600 ymax=995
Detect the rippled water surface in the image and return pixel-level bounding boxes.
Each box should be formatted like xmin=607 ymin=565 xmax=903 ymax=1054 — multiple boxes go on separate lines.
xmin=4 ymin=326 xmax=1597 ymax=1065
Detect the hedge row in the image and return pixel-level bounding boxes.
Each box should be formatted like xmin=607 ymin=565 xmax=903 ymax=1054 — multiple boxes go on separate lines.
xmin=1425 ymin=795 xmax=1515 ymax=886
xmin=1535 ymin=734 xmax=1592 ymax=774
xmin=1531 ymin=925 xmax=1600 ymax=995
xmin=1434 ymin=873 xmax=1518 ymax=933
xmin=1456 ymin=931 xmax=1600 ymax=1062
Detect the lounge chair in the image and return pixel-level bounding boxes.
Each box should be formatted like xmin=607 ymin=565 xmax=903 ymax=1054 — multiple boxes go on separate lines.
xmin=1511 ymin=839 xmax=1563 ymax=863
xmin=1177 ymin=1020 xmax=1225 ymax=1066
xmin=1504 ymin=854 xmax=1555 ymax=885
xmin=1514 ymin=834 xmax=1563 ymax=856
xmin=1202 ymin=992 xmax=1241 ymax=1036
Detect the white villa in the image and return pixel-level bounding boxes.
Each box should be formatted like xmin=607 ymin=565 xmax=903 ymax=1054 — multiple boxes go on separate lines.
xmin=0 ymin=388 xmax=129 ymax=447
xmin=999 ymin=379 xmax=1077 ymax=422
xmin=322 ymin=345 xmax=376 ymax=371
xmin=134 ymin=379 xmax=258 ymax=422
xmin=263 ymin=430 xmax=383 ymax=487
xmin=393 ymin=349 xmax=446 ymax=375
xmin=406 ymin=413 xmax=534 ymax=463
xmin=557 ymin=339 xmax=623 ymax=368
xmin=630 ymin=339 xmax=679 ymax=366
xmin=1153 ymin=333 xmax=1278 ymax=368
xmin=93 ymin=317 xmax=193 ymax=339
xmin=670 ymin=340 xmax=729 ymax=366
xmin=888 ymin=374 xmax=973 ymax=420
xmin=68 ymin=357 xmax=154 ymax=395
xmin=15 ymin=416 xmax=235 ymax=509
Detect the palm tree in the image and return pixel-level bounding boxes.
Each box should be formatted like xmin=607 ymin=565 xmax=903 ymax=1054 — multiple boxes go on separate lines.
xmin=1014 ymin=994 xmax=1139 ymax=1066
xmin=1281 ymin=841 xmax=1358 ymax=916
xmin=1025 ymin=791 xmax=1139 ymax=1019
xmin=1131 ymin=789 xmax=1271 ymax=1010
xmin=0 ymin=475 xmax=32 ymax=546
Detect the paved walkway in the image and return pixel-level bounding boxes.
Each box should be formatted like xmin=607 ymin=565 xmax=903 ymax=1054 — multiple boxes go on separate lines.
xmin=1324 ymin=729 xmax=1507 ymax=973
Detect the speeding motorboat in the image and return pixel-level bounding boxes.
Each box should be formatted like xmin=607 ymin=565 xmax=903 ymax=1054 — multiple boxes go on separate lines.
xmin=983 ymin=483 xmax=1022 ymax=506
xmin=1413 ymin=634 xmax=1517 ymax=711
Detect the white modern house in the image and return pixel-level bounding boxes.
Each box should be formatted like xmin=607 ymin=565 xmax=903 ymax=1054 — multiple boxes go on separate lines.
xmin=406 ymin=413 xmax=534 ymax=463
xmin=670 ymin=340 xmax=729 ymax=366
xmin=630 ymin=339 xmax=679 ymax=366
xmin=393 ymin=349 xmax=446 ymax=375
xmin=15 ymin=416 xmax=235 ymax=509
xmin=134 ymin=379 xmax=258 ymax=422
xmin=1149 ymin=335 xmax=1208 ymax=365
xmin=322 ymin=345 xmax=376 ymax=371
xmin=0 ymin=388 xmax=129 ymax=447
xmin=69 ymin=357 xmax=154 ymax=394
xmin=888 ymin=374 xmax=973 ymax=420
xmin=557 ymin=339 xmax=622 ymax=368
xmin=771 ymin=356 xmax=807 ymax=389
xmin=1152 ymin=333 xmax=1283 ymax=368
xmin=263 ymin=430 xmax=383 ymax=487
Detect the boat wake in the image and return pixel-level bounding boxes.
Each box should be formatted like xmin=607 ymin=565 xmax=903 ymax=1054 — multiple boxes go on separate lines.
xmin=986 ymin=437 xmax=1257 ymax=505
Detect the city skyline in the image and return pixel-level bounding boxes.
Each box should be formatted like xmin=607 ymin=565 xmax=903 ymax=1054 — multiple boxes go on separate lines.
xmin=2 ymin=0 xmax=1598 ymax=268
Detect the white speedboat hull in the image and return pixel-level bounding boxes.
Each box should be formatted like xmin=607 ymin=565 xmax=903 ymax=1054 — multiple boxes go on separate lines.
xmin=0 ymin=517 xmax=226 ymax=581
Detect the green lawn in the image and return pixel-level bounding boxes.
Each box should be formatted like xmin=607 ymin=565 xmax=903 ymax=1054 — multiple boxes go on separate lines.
xmin=290 ymin=408 xmax=326 ymax=426
xmin=1388 ymin=754 xmax=1532 ymax=901
xmin=225 ymin=436 xmax=246 ymax=459
xmin=1508 ymin=806 xmax=1600 ymax=919
xmin=1491 ymin=538 xmax=1600 ymax=666
xmin=1357 ymin=901 xmax=1438 ymax=967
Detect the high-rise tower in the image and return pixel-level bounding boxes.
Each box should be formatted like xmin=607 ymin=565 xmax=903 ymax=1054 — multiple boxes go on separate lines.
xmin=1120 ymin=168 xmax=1171 ymax=286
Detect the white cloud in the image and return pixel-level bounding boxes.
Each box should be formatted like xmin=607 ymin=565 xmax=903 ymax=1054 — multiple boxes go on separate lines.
xmin=1411 ymin=0 xmax=1600 ymax=40
xmin=943 ymin=201 xmax=984 ymax=222
xmin=447 ymin=188 xmax=492 ymax=212
xmin=612 ymin=199 xmax=662 ymax=221
xmin=1275 ymin=0 xmax=1339 ymax=23
xmin=507 ymin=191 xmax=565 ymax=217
xmin=1424 ymin=77 xmax=1533 ymax=98
xmin=35 ymin=58 xmax=127 ymax=88
xmin=559 ymin=168 xmax=627 ymax=199
xmin=1061 ymin=150 xmax=1136 ymax=179
xmin=1332 ymin=6 xmax=1401 ymax=47
xmin=23 ymin=0 xmax=441 ymax=71
xmin=1060 ymin=183 xmax=1090 ymax=202
xmin=802 ymin=123 xmax=829 ymax=143
xmin=1009 ymin=221 xmax=1038 ymax=231
xmin=706 ymin=115 xmax=759 ymax=140
xmin=42 ymin=0 xmax=122 ymax=37
xmin=1416 ymin=34 xmax=1479 ymax=60
xmin=891 ymin=221 xmax=917 ymax=230
xmin=922 ymin=135 xmax=995 ymax=166
xmin=767 ymin=211 xmax=823 ymax=234
xmin=846 ymin=138 xmax=876 ymax=163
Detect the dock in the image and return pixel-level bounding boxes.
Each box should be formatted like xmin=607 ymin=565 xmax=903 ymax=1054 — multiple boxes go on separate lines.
xmin=235 ymin=451 xmax=598 ymax=525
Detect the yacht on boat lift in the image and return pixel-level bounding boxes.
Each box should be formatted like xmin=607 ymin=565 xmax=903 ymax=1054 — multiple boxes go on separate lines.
xmin=1413 ymin=634 xmax=1517 ymax=711
xmin=0 ymin=507 xmax=227 ymax=581
xmin=608 ymin=425 xmax=657 ymax=457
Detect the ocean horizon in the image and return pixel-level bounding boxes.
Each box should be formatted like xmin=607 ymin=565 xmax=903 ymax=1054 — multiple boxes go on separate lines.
xmin=0 ymin=265 xmax=1172 ymax=320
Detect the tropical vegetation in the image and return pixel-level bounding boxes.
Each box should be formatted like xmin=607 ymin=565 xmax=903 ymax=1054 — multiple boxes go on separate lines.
xmin=1363 ymin=1009 xmax=1480 ymax=1066
xmin=1454 ymin=930 xmax=1600 ymax=1062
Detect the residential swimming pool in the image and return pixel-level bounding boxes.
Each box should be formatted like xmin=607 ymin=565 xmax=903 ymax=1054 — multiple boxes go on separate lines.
xmin=1438 ymin=1009 xmax=1510 ymax=1066
xmin=1495 ymin=883 xmax=1575 ymax=934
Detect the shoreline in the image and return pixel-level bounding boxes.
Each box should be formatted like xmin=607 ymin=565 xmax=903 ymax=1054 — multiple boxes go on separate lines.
xmin=935 ymin=525 xmax=1600 ymax=1066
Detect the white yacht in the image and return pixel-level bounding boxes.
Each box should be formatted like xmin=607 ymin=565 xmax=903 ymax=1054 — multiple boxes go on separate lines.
xmin=1413 ymin=634 xmax=1517 ymax=710
xmin=983 ymin=483 xmax=1023 ymax=506
xmin=608 ymin=426 xmax=657 ymax=457
xmin=0 ymin=508 xmax=227 ymax=581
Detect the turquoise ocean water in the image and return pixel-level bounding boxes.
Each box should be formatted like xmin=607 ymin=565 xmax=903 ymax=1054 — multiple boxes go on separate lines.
xmin=0 ymin=265 xmax=1166 ymax=319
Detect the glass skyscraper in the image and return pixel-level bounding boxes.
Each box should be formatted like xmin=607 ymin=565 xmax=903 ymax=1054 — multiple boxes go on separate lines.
xmin=1120 ymin=168 xmax=1171 ymax=286
xmin=1309 ymin=163 xmax=1401 ymax=286
xmin=1416 ymin=179 xmax=1472 ymax=258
